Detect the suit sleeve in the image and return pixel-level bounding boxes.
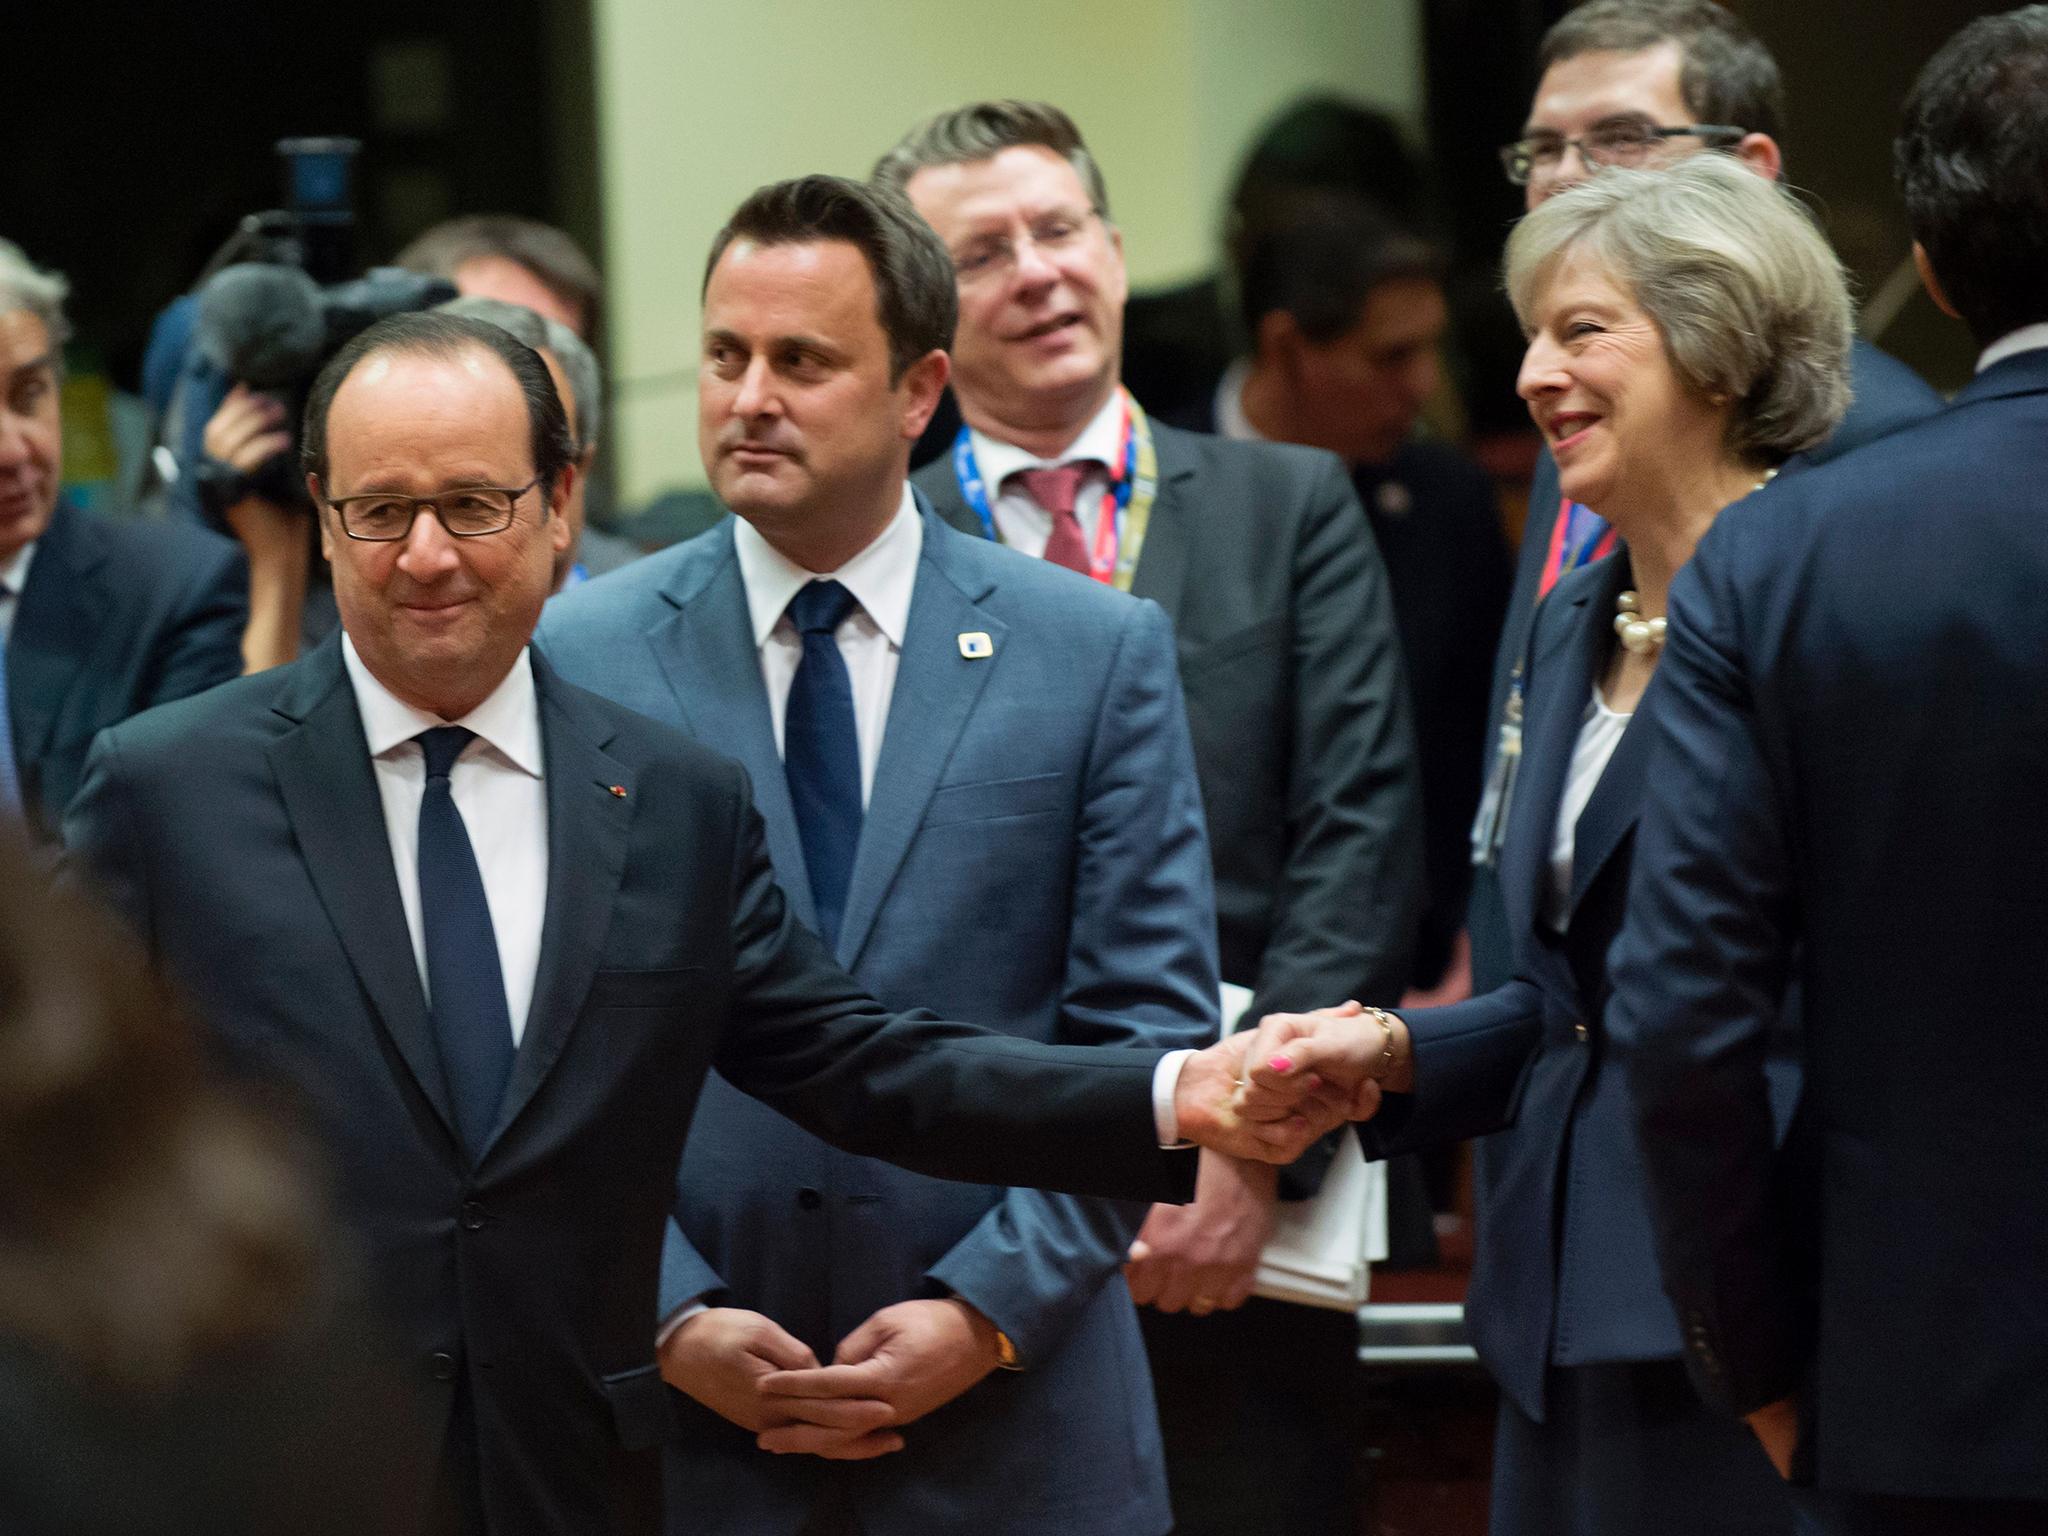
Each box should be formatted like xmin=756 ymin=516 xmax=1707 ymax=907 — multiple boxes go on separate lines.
xmin=1358 ymin=980 xmax=1544 ymax=1160
xmin=146 ymin=539 xmax=250 ymax=707
xmin=1606 ymin=524 xmax=1803 ymax=1416
xmin=1256 ymin=456 xmax=1426 ymax=1195
xmin=926 ymin=600 xmax=1220 ymax=1362
xmin=711 ymin=769 xmax=1198 ymax=1208
xmin=60 ymin=729 xmax=157 ymax=953
xmin=657 ymin=1217 xmax=725 ymax=1319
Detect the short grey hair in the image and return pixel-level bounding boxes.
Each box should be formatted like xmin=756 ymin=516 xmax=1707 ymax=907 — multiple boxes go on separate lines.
xmin=1504 ymin=154 xmax=1852 ymax=464
xmin=437 ymin=294 xmax=601 ymax=452
xmin=0 ymin=239 xmax=72 ymax=352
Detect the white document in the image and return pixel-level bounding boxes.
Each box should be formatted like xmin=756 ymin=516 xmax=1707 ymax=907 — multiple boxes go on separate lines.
xmin=1222 ymin=981 xmax=1387 ymax=1312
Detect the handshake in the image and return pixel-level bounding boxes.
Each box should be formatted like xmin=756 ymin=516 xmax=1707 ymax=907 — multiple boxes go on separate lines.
xmin=1171 ymin=1000 xmax=1410 ymax=1164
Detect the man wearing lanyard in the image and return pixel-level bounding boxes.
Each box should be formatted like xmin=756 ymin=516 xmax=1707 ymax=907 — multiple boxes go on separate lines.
xmin=883 ymin=102 xmax=1425 ymax=1536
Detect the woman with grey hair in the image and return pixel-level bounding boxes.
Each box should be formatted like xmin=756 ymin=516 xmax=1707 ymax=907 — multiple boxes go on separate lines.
xmin=1245 ymin=152 xmax=1850 ymax=1533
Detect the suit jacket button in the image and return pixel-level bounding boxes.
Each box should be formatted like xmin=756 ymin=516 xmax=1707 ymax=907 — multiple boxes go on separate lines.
xmin=461 ymin=1201 xmax=488 ymax=1231
xmin=428 ymin=1351 xmax=457 ymax=1381
xmin=796 ymin=1187 xmax=823 ymax=1210
xmin=1574 ymin=1023 xmax=1590 ymax=1042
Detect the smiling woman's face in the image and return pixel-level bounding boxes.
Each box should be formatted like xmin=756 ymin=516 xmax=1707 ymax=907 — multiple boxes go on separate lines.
xmin=1516 ymin=248 xmax=1731 ymax=516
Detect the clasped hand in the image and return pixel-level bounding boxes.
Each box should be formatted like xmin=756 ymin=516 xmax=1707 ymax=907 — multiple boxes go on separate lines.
xmin=1172 ymin=1001 xmax=1393 ymax=1159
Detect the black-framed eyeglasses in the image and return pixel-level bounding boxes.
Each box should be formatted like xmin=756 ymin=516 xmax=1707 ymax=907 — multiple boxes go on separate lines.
xmin=1498 ymin=122 xmax=1747 ymax=186
xmin=326 ymin=475 xmax=543 ymax=541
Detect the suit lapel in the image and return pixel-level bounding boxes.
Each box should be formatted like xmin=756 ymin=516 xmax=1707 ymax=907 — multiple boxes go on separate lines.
xmin=1497 ymin=563 xmax=1610 ymax=953
xmin=1125 ymin=423 xmax=1199 ymax=623
xmin=8 ymin=503 xmax=105 ymax=777
xmin=265 ymin=639 xmax=457 ymax=1142
xmin=646 ymin=532 xmax=816 ymax=929
xmin=835 ymin=509 xmax=1003 ymax=968
xmin=483 ymin=659 xmax=634 ymax=1157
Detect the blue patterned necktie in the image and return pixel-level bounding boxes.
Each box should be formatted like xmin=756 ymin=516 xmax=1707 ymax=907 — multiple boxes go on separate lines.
xmin=415 ymin=726 xmax=515 ymax=1159
xmin=782 ymin=580 xmax=863 ymax=948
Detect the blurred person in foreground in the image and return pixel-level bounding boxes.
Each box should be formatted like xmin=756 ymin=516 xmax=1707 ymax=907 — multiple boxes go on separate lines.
xmin=542 ymin=173 xmax=1214 ymax=1536
xmin=61 ymin=307 xmax=1347 ymax=1535
xmin=1200 ymin=190 xmax=1510 ymax=1007
xmin=0 ymin=829 xmax=423 ymax=1533
xmin=1243 ymin=152 xmax=1852 ymax=1535
xmin=0 ymin=240 xmax=247 ymax=844
xmin=1470 ymin=0 xmax=1942 ymax=999
xmin=880 ymin=99 xmax=1424 ymax=1536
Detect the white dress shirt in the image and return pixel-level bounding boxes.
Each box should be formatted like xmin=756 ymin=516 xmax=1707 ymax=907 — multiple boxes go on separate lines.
xmin=966 ymin=389 xmax=1126 ymax=556
xmin=731 ymin=484 xmax=920 ymax=808
xmin=1544 ymin=686 xmax=1630 ymax=933
xmin=1977 ymin=321 xmax=2048 ymax=374
xmin=0 ymin=542 xmax=36 ymax=639
xmin=341 ymin=634 xmax=548 ymax=1045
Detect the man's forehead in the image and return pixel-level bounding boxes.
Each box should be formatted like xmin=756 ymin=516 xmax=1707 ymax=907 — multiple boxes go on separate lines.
xmin=705 ymin=239 xmax=875 ymax=329
xmin=906 ymin=146 xmax=1089 ymax=227
xmin=1528 ymin=41 xmax=1690 ymax=130
xmin=0 ymin=307 xmax=54 ymax=369
xmin=326 ymin=345 xmax=529 ymax=474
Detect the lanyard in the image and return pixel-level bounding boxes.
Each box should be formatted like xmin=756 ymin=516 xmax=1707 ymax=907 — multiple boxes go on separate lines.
xmin=1540 ymin=495 xmax=1617 ymax=598
xmin=950 ymin=389 xmax=1160 ymax=593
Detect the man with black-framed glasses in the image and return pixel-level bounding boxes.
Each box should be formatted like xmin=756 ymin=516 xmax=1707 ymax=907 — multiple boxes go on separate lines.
xmin=60 ymin=308 xmax=1353 ymax=1536
xmin=1469 ymin=0 xmax=1942 ymax=1002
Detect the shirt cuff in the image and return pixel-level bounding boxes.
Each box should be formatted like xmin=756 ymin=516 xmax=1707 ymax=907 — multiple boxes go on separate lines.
xmin=1154 ymin=1049 xmax=1197 ymax=1148
xmin=656 ymin=1298 xmax=709 ymax=1350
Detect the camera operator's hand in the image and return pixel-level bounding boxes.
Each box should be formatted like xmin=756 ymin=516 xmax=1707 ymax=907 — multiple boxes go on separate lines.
xmin=205 ymin=385 xmax=307 ymax=675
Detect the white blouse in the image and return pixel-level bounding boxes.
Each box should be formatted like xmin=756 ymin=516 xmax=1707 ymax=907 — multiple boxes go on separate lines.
xmin=1544 ymin=686 xmax=1632 ymax=932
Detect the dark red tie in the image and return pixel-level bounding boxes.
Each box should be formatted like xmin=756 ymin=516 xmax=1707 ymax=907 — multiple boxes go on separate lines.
xmin=1014 ymin=464 xmax=1093 ymax=574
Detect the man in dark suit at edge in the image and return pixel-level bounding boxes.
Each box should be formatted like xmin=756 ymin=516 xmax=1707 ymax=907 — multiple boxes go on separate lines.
xmin=881 ymin=101 xmax=1425 ymax=1535
xmin=1609 ymin=10 xmax=2048 ymax=1532
xmin=62 ymin=306 xmax=1351 ymax=1536
xmin=1471 ymin=0 xmax=1941 ymax=994
xmin=0 ymin=238 xmax=246 ymax=847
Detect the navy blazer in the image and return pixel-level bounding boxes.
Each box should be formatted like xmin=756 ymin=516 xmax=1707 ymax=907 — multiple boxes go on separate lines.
xmin=1471 ymin=338 xmax=1943 ymax=993
xmin=917 ymin=418 xmax=1425 ymax=1197
xmin=1610 ymin=346 xmax=2048 ymax=1500
xmin=63 ymin=638 xmax=1196 ymax=1536
xmin=7 ymin=499 xmax=245 ymax=842
xmin=1363 ymin=552 xmax=1796 ymax=1423
xmin=540 ymin=503 xmax=1215 ymax=1536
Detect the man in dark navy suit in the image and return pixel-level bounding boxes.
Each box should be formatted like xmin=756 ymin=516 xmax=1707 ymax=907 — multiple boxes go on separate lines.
xmin=0 ymin=239 xmax=246 ymax=845
xmin=64 ymin=309 xmax=1345 ymax=1536
xmin=1609 ymin=11 xmax=2048 ymax=1532
xmin=1470 ymin=0 xmax=1941 ymax=993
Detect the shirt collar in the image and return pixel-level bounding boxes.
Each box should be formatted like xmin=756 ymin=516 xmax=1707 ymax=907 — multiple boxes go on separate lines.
xmin=341 ymin=632 xmax=544 ymax=778
xmin=1977 ymin=322 xmax=2048 ymax=375
xmin=0 ymin=540 xmax=36 ymax=598
xmin=1213 ymin=359 xmax=1261 ymax=443
xmin=968 ymin=387 xmax=1126 ymax=490
xmin=732 ymin=482 xmax=922 ymax=651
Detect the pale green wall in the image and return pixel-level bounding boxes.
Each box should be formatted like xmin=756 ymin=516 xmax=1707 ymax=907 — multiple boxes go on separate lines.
xmin=594 ymin=0 xmax=1422 ymax=501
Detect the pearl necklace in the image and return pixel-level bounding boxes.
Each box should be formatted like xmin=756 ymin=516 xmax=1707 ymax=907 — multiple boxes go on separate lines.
xmin=1613 ymin=590 xmax=1665 ymax=653
xmin=1611 ymin=468 xmax=1780 ymax=656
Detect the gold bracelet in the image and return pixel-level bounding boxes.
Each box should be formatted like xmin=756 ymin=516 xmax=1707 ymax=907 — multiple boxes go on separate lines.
xmin=1361 ymin=1007 xmax=1401 ymax=1080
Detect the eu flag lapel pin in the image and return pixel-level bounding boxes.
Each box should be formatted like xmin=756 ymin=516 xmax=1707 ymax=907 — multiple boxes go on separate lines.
xmin=604 ymin=783 xmax=628 ymax=799
xmin=958 ymin=631 xmax=994 ymax=659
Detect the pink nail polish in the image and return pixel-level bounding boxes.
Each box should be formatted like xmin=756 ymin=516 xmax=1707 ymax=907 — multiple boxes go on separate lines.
xmin=1269 ymin=1054 xmax=1294 ymax=1073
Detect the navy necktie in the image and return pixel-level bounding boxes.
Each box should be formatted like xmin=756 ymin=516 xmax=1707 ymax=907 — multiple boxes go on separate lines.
xmin=416 ymin=726 xmax=515 ymax=1159
xmin=782 ymin=580 xmax=862 ymax=948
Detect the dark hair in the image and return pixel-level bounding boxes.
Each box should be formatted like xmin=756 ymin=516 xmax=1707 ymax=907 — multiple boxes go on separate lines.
xmin=1896 ymin=5 xmax=2048 ymax=348
xmin=393 ymin=214 xmax=602 ymax=336
xmin=0 ymin=832 xmax=322 ymax=1389
xmin=1229 ymin=97 xmax=1427 ymax=231
xmin=1236 ymin=191 xmax=1442 ymax=344
xmin=300 ymin=312 xmax=577 ymax=499
xmin=873 ymin=99 xmax=1113 ymax=220
xmin=1539 ymin=0 xmax=1785 ymax=148
xmin=704 ymin=175 xmax=956 ymax=383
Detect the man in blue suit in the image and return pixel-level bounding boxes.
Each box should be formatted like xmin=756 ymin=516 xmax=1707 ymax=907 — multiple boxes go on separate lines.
xmin=0 ymin=240 xmax=246 ymax=845
xmin=1471 ymin=0 xmax=1941 ymax=993
xmin=540 ymin=177 xmax=1216 ymax=1536
xmin=1610 ymin=11 xmax=2048 ymax=1532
